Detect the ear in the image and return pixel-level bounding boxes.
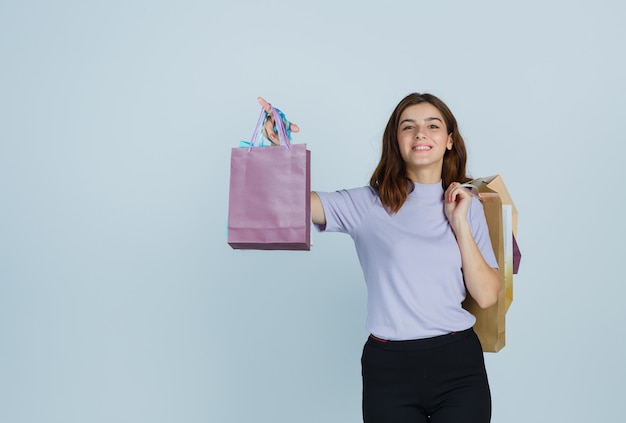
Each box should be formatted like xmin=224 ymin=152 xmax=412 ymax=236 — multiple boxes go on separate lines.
xmin=446 ymin=133 xmax=454 ymax=150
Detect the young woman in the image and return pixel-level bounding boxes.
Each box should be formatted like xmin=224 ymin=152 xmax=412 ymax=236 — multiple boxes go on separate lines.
xmin=259 ymin=93 xmax=501 ymax=423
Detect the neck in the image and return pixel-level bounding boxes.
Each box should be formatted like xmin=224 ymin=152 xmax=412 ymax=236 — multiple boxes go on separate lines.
xmin=406 ymin=166 xmax=443 ymax=184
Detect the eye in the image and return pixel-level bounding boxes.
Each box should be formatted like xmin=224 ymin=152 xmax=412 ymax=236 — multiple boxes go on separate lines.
xmin=428 ymin=124 xmax=439 ymax=129
xmin=401 ymin=125 xmax=414 ymax=131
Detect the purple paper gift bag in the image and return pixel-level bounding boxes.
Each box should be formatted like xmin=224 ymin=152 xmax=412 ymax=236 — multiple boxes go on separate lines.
xmin=513 ymin=234 xmax=522 ymax=274
xmin=227 ymin=106 xmax=311 ymax=250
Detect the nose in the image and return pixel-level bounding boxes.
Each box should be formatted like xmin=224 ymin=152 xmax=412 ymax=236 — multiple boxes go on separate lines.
xmin=415 ymin=129 xmax=425 ymax=139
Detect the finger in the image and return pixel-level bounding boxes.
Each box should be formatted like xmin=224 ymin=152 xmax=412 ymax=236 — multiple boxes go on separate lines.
xmin=258 ymin=97 xmax=279 ymax=142
xmin=263 ymin=120 xmax=279 ymax=144
xmin=445 ymin=182 xmax=459 ymax=202
xmin=263 ymin=117 xmax=280 ymax=144
xmin=445 ymin=187 xmax=454 ymax=203
xmin=448 ymin=183 xmax=471 ymax=203
xmin=257 ymin=97 xmax=273 ymax=114
xmin=289 ymin=122 xmax=300 ymax=133
xmin=448 ymin=188 xmax=460 ymax=203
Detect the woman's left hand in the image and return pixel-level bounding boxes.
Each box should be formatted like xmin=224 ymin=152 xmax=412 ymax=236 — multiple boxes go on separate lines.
xmin=444 ymin=182 xmax=475 ymax=232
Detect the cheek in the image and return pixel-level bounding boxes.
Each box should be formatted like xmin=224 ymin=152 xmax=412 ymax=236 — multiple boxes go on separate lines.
xmin=397 ymin=137 xmax=410 ymax=157
xmin=398 ymin=132 xmax=412 ymax=145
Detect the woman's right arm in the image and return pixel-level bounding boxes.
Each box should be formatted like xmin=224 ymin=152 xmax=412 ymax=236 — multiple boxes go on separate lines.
xmin=311 ymin=192 xmax=326 ymax=225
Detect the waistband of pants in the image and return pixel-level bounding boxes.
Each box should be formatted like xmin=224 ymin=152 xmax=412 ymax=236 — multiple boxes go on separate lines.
xmin=367 ymin=328 xmax=475 ymax=351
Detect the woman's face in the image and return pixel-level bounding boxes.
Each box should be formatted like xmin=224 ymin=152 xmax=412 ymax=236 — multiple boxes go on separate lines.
xmin=396 ymin=102 xmax=453 ymax=182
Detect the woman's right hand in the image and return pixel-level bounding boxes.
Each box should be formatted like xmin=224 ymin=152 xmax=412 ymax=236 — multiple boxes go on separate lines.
xmin=257 ymin=97 xmax=300 ymax=145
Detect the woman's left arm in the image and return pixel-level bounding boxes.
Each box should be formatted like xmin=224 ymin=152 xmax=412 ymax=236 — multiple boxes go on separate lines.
xmin=444 ymin=182 xmax=502 ymax=309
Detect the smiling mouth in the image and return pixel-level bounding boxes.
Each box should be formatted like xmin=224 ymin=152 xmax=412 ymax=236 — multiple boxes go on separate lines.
xmin=412 ymin=145 xmax=431 ymax=151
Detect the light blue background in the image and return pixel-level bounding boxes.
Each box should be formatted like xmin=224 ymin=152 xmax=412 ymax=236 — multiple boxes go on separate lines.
xmin=1 ymin=1 xmax=624 ymax=422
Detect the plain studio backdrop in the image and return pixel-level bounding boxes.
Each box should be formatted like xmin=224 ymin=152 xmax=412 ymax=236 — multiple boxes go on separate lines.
xmin=1 ymin=1 xmax=624 ymax=422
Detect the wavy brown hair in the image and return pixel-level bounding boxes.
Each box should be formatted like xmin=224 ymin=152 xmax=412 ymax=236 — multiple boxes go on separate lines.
xmin=369 ymin=93 xmax=470 ymax=213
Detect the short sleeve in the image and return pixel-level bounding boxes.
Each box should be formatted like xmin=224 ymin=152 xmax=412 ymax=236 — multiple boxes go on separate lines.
xmin=314 ymin=187 xmax=377 ymax=235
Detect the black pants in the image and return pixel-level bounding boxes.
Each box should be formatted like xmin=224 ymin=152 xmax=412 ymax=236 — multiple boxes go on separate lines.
xmin=361 ymin=328 xmax=491 ymax=423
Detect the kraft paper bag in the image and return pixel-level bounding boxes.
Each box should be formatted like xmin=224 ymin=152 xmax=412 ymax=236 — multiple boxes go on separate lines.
xmin=462 ymin=192 xmax=510 ymax=352
xmin=227 ymin=106 xmax=311 ymax=250
xmin=470 ymin=175 xmax=519 ymax=311
xmin=485 ymin=174 xmax=522 ymax=275
xmin=462 ymin=174 xmax=519 ymax=352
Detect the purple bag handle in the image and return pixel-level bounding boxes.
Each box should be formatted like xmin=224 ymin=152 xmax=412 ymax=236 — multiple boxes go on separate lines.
xmin=247 ymin=106 xmax=291 ymax=152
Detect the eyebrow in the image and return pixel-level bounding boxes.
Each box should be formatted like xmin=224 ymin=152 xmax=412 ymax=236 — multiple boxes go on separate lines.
xmin=399 ymin=117 xmax=443 ymax=125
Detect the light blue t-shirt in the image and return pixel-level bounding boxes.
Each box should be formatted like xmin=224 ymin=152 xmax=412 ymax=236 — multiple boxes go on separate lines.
xmin=315 ymin=182 xmax=498 ymax=341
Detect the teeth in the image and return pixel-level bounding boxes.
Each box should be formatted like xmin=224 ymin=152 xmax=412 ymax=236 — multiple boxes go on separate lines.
xmin=413 ymin=146 xmax=430 ymax=150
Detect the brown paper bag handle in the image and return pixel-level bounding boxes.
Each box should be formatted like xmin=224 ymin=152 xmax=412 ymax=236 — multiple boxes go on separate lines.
xmin=459 ymin=183 xmax=483 ymax=200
